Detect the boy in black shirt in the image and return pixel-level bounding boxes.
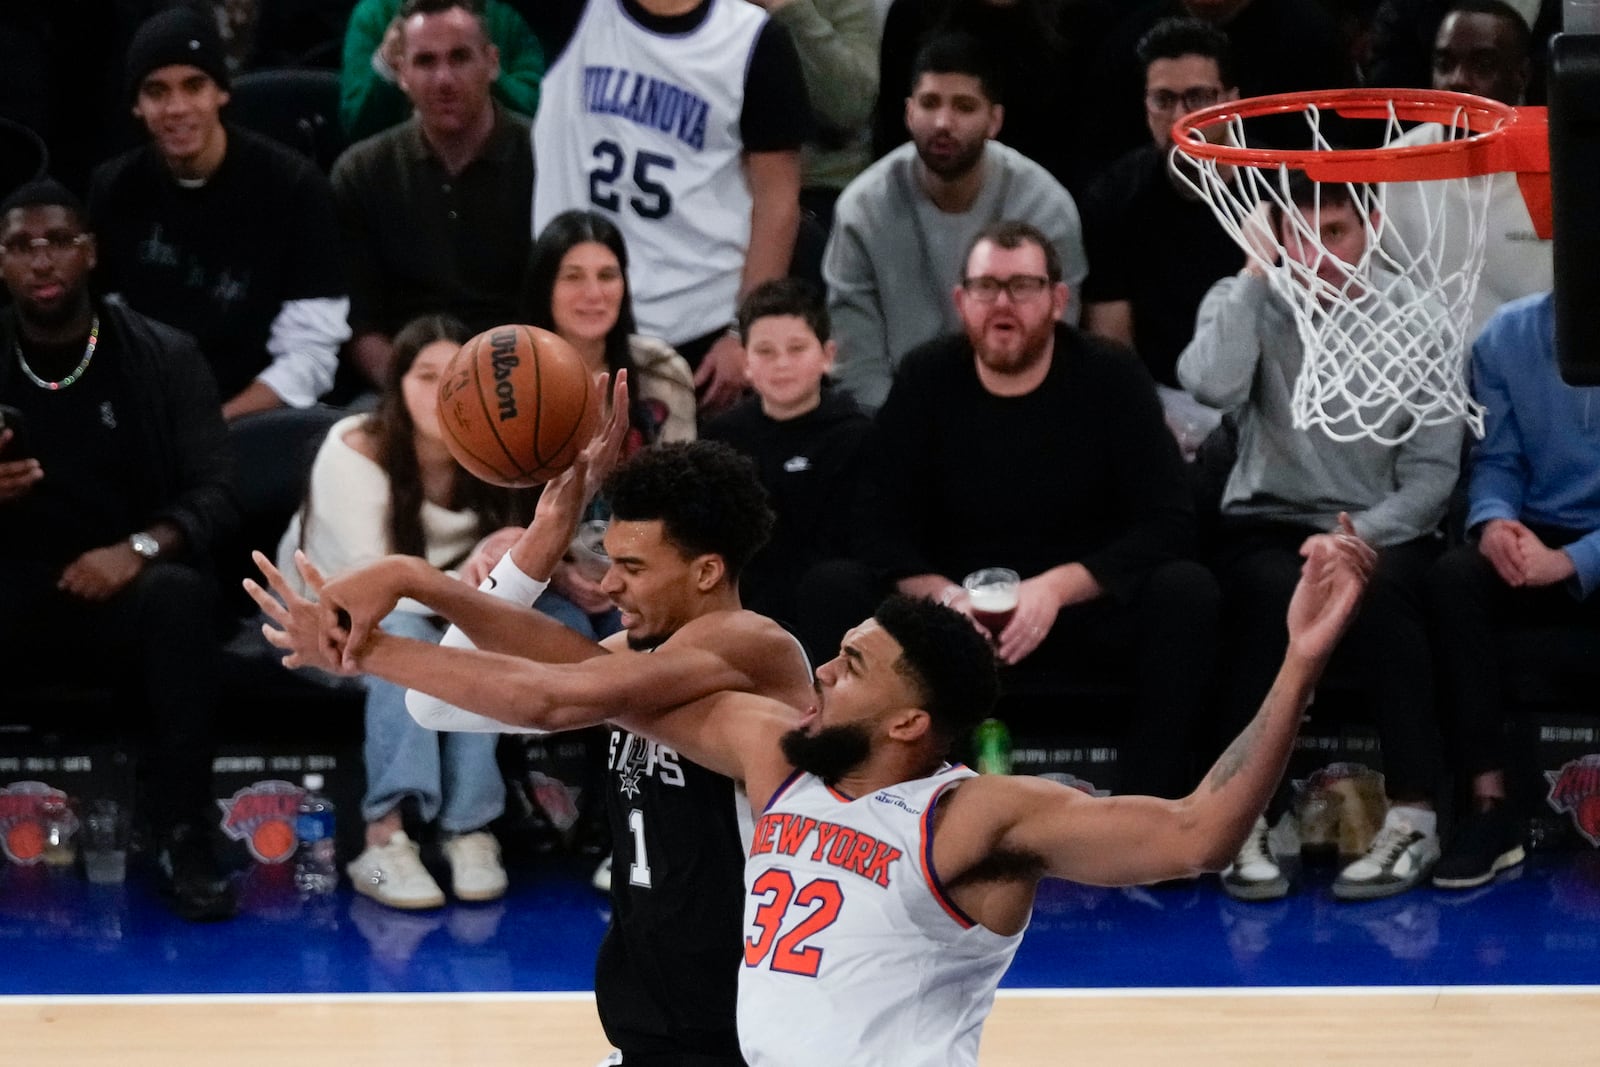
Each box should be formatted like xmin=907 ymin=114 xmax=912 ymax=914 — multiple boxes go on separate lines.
xmin=705 ymin=279 xmax=871 ymax=661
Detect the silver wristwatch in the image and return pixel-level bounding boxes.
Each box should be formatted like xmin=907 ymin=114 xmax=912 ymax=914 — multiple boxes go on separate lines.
xmin=129 ymin=532 xmax=161 ymax=561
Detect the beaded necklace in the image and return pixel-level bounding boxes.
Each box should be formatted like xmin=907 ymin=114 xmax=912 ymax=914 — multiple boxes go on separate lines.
xmin=15 ymin=316 xmax=99 ymax=391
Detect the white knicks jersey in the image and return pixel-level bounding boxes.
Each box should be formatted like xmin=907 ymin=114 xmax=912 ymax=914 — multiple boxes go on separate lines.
xmin=532 ymin=0 xmax=764 ymax=345
xmin=737 ymin=765 xmax=1024 ymax=1067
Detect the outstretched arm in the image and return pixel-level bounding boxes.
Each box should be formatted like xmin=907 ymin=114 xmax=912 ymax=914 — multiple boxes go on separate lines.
xmin=942 ymin=517 xmax=1376 ymax=898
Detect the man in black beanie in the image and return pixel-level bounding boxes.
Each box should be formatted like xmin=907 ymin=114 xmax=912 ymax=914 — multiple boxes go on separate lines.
xmin=88 ymin=7 xmax=351 ymax=421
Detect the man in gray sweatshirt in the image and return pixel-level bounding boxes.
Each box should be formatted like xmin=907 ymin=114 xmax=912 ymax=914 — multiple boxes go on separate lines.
xmin=823 ymin=32 xmax=1086 ymax=411
xmin=1178 ymin=175 xmax=1461 ymax=905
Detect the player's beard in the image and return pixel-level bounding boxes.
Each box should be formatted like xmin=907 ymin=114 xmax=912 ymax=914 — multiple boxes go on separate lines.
xmin=780 ymin=722 xmax=872 ymax=785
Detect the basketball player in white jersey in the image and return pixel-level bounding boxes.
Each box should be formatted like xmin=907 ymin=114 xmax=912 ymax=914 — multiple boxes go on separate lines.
xmin=253 ymin=428 xmax=1377 ymax=1064
xmin=249 ymin=396 xmax=815 ymax=1065
xmin=530 ymin=0 xmax=812 ymax=414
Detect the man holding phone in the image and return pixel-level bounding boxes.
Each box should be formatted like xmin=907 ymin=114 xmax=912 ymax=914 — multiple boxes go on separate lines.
xmin=0 ymin=178 xmax=240 ymax=921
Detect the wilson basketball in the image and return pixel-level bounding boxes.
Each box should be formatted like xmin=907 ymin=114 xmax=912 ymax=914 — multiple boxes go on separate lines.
xmin=437 ymin=324 xmax=600 ymax=488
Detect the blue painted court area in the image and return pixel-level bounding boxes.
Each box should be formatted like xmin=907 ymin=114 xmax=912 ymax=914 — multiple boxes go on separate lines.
xmin=4 ymin=851 xmax=1599 ymax=997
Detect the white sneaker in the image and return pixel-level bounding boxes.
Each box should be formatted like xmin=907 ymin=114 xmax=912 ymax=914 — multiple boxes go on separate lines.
xmin=591 ymin=854 xmax=613 ymax=893
xmin=1333 ymin=808 xmax=1440 ymax=901
xmin=347 ymin=831 xmax=445 ymax=910
xmin=443 ymin=830 xmax=508 ymax=902
xmin=1221 ymin=816 xmax=1289 ymax=901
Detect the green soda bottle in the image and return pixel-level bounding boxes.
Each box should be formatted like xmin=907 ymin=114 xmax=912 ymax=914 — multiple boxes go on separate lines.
xmin=973 ymin=718 xmax=1012 ymax=776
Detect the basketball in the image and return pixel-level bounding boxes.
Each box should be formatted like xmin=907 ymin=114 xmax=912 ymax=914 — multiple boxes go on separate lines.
xmin=436 ymin=324 xmax=600 ymax=488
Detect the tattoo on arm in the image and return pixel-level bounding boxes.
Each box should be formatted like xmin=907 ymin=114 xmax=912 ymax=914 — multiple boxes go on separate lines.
xmin=1207 ymin=714 xmax=1264 ymax=794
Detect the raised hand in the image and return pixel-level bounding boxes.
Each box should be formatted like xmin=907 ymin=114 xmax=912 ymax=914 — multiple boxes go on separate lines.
xmin=1286 ymin=513 xmax=1376 ymax=664
xmin=244 ymin=550 xmax=354 ymax=674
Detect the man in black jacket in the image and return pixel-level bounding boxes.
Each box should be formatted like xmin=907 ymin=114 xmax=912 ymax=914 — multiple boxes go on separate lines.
xmin=0 ymin=178 xmax=239 ymax=921
xmin=856 ymin=220 xmax=1221 ymax=799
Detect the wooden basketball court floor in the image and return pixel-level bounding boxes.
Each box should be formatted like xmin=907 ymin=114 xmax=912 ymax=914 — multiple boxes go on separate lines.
xmin=7 ymin=852 xmax=1600 ymax=1064
xmin=9 ymin=988 xmax=1600 ymax=1065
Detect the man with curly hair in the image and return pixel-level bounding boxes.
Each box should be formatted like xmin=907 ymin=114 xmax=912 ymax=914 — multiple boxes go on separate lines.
xmin=252 ymin=431 xmax=814 ymax=1066
xmin=257 ymin=466 xmax=1374 ymax=1067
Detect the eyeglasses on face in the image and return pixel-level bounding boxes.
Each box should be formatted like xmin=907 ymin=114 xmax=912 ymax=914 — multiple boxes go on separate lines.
xmin=1144 ymin=87 xmax=1223 ymax=114
xmin=961 ymin=274 xmax=1051 ymax=302
xmin=0 ymin=233 xmax=90 ymax=260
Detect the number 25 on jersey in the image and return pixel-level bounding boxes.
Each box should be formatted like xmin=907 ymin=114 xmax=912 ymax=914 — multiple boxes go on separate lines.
xmin=743 ymin=869 xmax=844 ymax=978
xmin=589 ymin=138 xmax=675 ymax=220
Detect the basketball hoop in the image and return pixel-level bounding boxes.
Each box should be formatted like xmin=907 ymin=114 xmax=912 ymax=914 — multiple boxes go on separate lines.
xmin=1170 ymin=88 xmax=1551 ymax=444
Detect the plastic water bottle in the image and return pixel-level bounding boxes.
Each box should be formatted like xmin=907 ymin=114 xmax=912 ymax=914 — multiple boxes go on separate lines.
xmin=294 ymin=774 xmax=338 ymax=895
xmin=974 ymin=718 xmax=1012 ymax=776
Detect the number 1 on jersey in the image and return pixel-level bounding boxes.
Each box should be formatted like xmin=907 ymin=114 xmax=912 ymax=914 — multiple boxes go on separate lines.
xmin=627 ymin=807 xmax=652 ymax=888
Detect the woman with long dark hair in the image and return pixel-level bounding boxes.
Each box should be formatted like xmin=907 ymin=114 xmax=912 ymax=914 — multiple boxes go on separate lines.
xmin=519 ymin=209 xmax=696 ymax=639
xmin=277 ymin=313 xmax=536 ymax=911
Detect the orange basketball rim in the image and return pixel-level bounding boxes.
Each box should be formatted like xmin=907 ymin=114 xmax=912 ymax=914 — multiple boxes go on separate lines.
xmin=1171 ymin=88 xmax=1551 ymax=238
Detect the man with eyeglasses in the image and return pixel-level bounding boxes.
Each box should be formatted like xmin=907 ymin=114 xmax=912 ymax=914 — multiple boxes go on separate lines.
xmin=1085 ymin=0 xmax=1355 ymax=174
xmin=824 ymin=33 xmax=1086 ymax=413
xmin=0 ymin=179 xmax=240 ymax=922
xmin=1080 ymin=17 xmax=1244 ymax=431
xmin=848 ymin=219 xmax=1221 ymax=803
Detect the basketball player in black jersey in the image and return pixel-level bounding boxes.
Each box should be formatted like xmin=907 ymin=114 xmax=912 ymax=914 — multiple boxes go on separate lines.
xmin=250 ymin=413 xmax=814 ymax=1065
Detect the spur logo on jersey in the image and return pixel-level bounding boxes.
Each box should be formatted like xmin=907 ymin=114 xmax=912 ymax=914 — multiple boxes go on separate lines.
xmin=609 ymin=733 xmax=685 ymax=799
xmin=217 ymin=780 xmax=301 ymax=863
xmin=1546 ymin=754 xmax=1600 ymax=846
xmin=0 ymin=782 xmax=74 ymax=865
xmin=582 ymin=66 xmax=710 ymax=151
xmin=749 ymin=813 xmax=903 ymax=888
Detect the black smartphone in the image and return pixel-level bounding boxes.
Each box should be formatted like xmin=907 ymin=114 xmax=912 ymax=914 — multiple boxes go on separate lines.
xmin=0 ymin=404 xmax=33 ymax=461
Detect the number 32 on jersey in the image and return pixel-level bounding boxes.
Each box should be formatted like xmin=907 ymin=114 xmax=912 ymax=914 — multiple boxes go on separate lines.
xmin=743 ymin=869 xmax=844 ymax=978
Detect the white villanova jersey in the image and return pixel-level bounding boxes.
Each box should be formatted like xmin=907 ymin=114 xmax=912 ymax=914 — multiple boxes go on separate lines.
xmin=738 ymin=765 xmax=1025 ymax=1067
xmin=532 ymin=0 xmax=764 ymax=346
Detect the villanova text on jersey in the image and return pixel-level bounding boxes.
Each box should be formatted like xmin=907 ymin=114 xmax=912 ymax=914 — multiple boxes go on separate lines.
xmin=582 ymin=66 xmax=711 ymax=151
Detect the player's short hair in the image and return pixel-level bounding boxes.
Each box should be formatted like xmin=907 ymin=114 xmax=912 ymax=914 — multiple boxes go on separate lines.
xmin=736 ymin=278 xmax=830 ymax=344
xmin=1136 ymin=16 xmax=1236 ymax=88
xmin=1443 ymin=0 xmax=1534 ymax=55
xmin=604 ymin=441 xmax=776 ymax=580
xmin=910 ymin=33 xmax=1003 ymax=105
xmin=873 ymin=595 xmax=998 ymax=751
xmin=965 ymin=219 xmax=1062 ymax=284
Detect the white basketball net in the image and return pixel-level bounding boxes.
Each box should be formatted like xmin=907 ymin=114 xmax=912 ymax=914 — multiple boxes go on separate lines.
xmin=1172 ymin=101 xmax=1494 ymax=444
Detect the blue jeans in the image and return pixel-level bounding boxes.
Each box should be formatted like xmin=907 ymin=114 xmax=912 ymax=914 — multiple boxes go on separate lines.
xmin=361 ymin=611 xmax=505 ymax=832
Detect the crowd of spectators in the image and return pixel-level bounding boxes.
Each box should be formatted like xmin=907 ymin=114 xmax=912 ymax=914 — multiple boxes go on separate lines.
xmin=1 ymin=0 xmax=1590 ymax=927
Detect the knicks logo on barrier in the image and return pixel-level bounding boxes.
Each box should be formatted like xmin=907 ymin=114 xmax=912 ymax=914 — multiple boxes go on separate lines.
xmin=0 ymin=782 xmax=74 ymax=865
xmin=1546 ymin=754 xmax=1600 ymax=847
xmin=217 ymin=780 xmax=302 ymax=863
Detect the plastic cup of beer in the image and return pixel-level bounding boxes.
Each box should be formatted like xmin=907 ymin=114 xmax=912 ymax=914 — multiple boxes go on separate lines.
xmin=83 ymin=799 xmax=129 ymax=885
xmin=963 ymin=568 xmax=1020 ymax=638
